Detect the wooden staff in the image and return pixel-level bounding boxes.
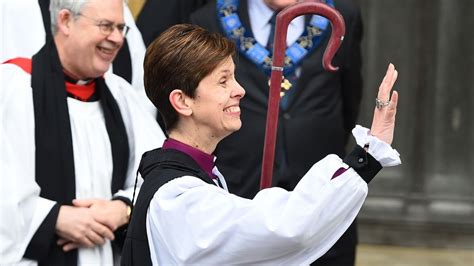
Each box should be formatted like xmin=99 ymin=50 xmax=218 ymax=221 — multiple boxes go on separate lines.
xmin=260 ymin=1 xmax=346 ymax=189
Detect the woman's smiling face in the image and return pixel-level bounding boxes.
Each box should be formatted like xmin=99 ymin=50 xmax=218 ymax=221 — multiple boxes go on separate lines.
xmin=189 ymin=55 xmax=246 ymax=139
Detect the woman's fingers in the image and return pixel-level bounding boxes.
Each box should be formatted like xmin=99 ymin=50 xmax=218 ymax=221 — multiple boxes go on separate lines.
xmin=389 ymin=90 xmax=399 ymax=112
xmin=378 ymin=63 xmax=398 ymax=102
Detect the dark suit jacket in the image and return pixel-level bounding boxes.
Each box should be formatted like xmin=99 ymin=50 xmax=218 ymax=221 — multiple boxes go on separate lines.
xmin=191 ymin=0 xmax=362 ymax=263
xmin=137 ymin=0 xmax=210 ymax=46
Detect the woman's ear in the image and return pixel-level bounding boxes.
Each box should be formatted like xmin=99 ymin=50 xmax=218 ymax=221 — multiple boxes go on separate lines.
xmin=169 ymin=89 xmax=193 ymax=117
xmin=56 ymin=9 xmax=73 ymax=36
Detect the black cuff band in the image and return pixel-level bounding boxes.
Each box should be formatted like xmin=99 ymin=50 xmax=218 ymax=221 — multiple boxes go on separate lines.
xmin=343 ymin=145 xmax=382 ymax=184
xmin=24 ymin=203 xmax=61 ymax=261
xmin=113 ymin=196 xmax=133 ymax=207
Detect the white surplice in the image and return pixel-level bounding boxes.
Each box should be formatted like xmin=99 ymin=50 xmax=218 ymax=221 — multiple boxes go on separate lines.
xmin=0 ymin=63 xmax=165 ymax=265
xmin=146 ymin=127 xmax=401 ymax=265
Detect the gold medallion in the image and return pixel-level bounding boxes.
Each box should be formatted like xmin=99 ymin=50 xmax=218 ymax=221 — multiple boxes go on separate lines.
xmin=268 ymin=77 xmax=293 ymax=98
xmin=281 ymin=78 xmax=292 ymax=91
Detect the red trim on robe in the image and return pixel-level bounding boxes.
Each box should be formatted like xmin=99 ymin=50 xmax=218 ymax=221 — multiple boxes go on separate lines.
xmin=3 ymin=57 xmax=32 ymax=73
xmin=65 ymin=81 xmax=96 ymax=101
xmin=3 ymin=57 xmax=96 ymax=101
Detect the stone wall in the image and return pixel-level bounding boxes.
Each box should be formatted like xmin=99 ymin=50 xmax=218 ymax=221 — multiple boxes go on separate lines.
xmin=352 ymin=0 xmax=474 ymax=248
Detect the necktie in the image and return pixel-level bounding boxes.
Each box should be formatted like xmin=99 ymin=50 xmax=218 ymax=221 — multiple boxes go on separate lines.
xmin=266 ymin=13 xmax=277 ymax=52
xmin=266 ymin=12 xmax=297 ymax=111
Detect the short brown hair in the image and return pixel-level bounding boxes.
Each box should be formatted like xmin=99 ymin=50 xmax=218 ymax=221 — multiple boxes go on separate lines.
xmin=144 ymin=24 xmax=236 ymax=132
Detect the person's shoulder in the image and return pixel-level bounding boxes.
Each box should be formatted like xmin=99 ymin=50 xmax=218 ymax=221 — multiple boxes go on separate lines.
xmin=190 ymin=1 xmax=218 ymax=28
xmin=191 ymin=1 xmax=217 ymax=17
xmin=103 ymin=72 xmax=144 ymax=106
xmin=1 ymin=58 xmax=32 ymax=80
xmin=1 ymin=59 xmax=33 ymax=100
xmin=105 ymin=72 xmax=153 ymax=108
xmin=154 ymin=175 xmax=222 ymax=201
xmin=333 ymin=0 xmax=362 ymax=30
xmin=2 ymin=58 xmax=32 ymax=74
xmin=103 ymin=71 xmax=160 ymax=120
xmin=334 ymin=0 xmax=361 ymax=19
xmin=104 ymin=72 xmax=132 ymax=92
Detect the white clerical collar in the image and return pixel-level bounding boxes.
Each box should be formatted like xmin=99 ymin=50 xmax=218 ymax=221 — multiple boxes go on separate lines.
xmin=248 ymin=0 xmax=305 ymax=47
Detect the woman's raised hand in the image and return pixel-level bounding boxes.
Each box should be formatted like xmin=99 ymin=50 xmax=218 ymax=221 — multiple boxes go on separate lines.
xmin=370 ymin=63 xmax=399 ymax=145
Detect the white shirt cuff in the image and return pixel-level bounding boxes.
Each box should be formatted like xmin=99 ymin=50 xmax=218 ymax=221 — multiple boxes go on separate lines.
xmin=352 ymin=125 xmax=402 ymax=167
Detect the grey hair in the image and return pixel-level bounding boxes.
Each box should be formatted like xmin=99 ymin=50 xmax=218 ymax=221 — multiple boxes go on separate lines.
xmin=49 ymin=0 xmax=88 ymax=35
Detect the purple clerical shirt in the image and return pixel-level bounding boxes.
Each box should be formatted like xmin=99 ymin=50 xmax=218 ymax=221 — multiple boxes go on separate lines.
xmin=162 ymin=138 xmax=217 ymax=180
xmin=162 ymin=138 xmax=345 ymax=182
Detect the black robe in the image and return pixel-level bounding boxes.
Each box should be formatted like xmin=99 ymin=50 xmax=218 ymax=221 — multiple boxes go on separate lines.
xmin=121 ymin=148 xmax=218 ymax=266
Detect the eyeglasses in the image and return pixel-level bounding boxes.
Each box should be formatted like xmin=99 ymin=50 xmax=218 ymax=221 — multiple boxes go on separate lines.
xmin=76 ymin=13 xmax=129 ymax=37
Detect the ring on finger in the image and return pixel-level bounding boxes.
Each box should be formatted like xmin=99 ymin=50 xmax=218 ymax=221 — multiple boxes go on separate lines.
xmin=375 ymin=98 xmax=390 ymax=109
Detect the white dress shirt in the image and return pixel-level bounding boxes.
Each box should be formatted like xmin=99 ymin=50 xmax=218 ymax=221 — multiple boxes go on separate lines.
xmin=248 ymin=0 xmax=305 ymax=47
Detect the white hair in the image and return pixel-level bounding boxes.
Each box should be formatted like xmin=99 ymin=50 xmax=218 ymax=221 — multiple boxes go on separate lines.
xmin=49 ymin=0 xmax=88 ymax=35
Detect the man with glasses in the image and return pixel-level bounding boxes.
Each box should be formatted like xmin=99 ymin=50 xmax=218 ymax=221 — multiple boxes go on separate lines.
xmin=0 ymin=0 xmax=165 ymax=265
xmin=75 ymin=13 xmax=130 ymax=37
xmin=0 ymin=0 xmax=156 ymax=117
